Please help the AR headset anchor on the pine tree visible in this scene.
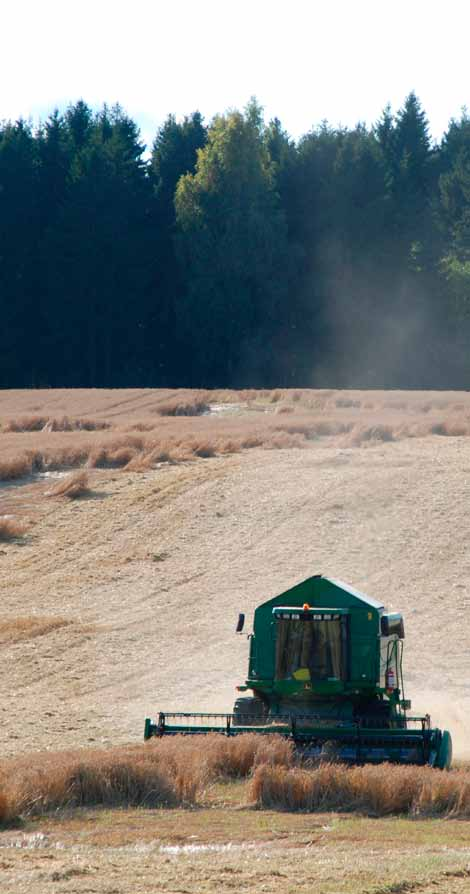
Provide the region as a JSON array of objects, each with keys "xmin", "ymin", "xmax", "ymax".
[
  {"xmin": 42, "ymin": 106, "xmax": 154, "ymax": 385},
  {"xmin": 146, "ymin": 112, "xmax": 207, "ymax": 383},
  {"xmin": 0, "ymin": 119, "xmax": 41, "ymax": 385}
]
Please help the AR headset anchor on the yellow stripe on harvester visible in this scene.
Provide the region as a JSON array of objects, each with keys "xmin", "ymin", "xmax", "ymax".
[{"xmin": 292, "ymin": 667, "xmax": 311, "ymax": 681}]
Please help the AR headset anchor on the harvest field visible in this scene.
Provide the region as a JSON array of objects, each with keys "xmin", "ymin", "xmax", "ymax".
[{"xmin": 2, "ymin": 387, "xmax": 470, "ymax": 892}]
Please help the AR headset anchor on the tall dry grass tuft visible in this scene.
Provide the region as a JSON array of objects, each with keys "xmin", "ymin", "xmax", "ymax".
[
  {"xmin": 4, "ymin": 416, "xmax": 110, "ymax": 433},
  {"xmin": 250, "ymin": 762, "xmax": 470, "ymax": 818},
  {"xmin": 0, "ymin": 518, "xmax": 28, "ymax": 541},
  {"xmin": 155, "ymin": 395, "xmax": 210, "ymax": 416},
  {"xmin": 264, "ymin": 431, "xmax": 307, "ymax": 450},
  {"xmin": 0, "ymin": 446, "xmax": 91, "ymax": 482},
  {"xmin": 193, "ymin": 732, "xmax": 293, "ymax": 778},
  {"xmin": 429, "ymin": 418, "xmax": 470, "ymax": 437},
  {"xmin": 126, "ymin": 422, "xmax": 156, "ymax": 432},
  {"xmin": 286, "ymin": 390, "xmax": 335, "ymax": 411},
  {"xmin": 87, "ymin": 435, "xmax": 144, "ymax": 470},
  {"xmin": 47, "ymin": 470, "xmax": 90, "ymax": 499},
  {"xmin": 43, "ymin": 417, "xmax": 111, "ymax": 432},
  {"xmin": 87, "ymin": 446, "xmax": 137, "ymax": 469},
  {"xmin": 0, "ymin": 734, "xmax": 294, "ymax": 825},
  {"xmin": 342, "ymin": 423, "xmax": 395, "ymax": 447},
  {"xmin": 0, "ymin": 616, "xmax": 70, "ymax": 644},
  {"xmin": 6, "ymin": 753, "xmax": 178, "ymax": 817},
  {"xmin": 145, "ymin": 734, "xmax": 293, "ymax": 792},
  {"xmin": 35, "ymin": 446, "xmax": 91, "ymax": 471},
  {"xmin": 0, "ymin": 456, "xmax": 34, "ymax": 481},
  {"xmin": 189, "ymin": 440, "xmax": 217, "ymax": 458},
  {"xmin": 3, "ymin": 416, "xmax": 48, "ymax": 432},
  {"xmin": 275, "ymin": 419, "xmax": 351, "ymax": 441},
  {"xmin": 332, "ymin": 396, "xmax": 362, "ymax": 409}
]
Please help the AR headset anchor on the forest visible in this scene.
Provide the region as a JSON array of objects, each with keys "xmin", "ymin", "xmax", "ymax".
[{"xmin": 1, "ymin": 93, "xmax": 470, "ymax": 389}]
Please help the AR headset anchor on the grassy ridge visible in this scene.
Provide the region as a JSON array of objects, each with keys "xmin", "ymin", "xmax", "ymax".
[{"xmin": 3, "ymin": 400, "xmax": 470, "ymax": 484}]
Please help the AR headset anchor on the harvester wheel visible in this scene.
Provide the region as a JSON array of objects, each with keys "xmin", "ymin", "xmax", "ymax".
[
  {"xmin": 232, "ymin": 697, "xmax": 266, "ymax": 726},
  {"xmin": 435, "ymin": 730, "xmax": 452, "ymax": 770}
]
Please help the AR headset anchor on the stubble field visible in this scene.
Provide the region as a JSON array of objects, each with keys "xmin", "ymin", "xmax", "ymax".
[{"xmin": 1, "ymin": 387, "xmax": 470, "ymax": 893}]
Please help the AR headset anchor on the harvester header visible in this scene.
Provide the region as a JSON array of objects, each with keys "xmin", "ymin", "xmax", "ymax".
[{"xmin": 145, "ymin": 574, "xmax": 452, "ymax": 769}]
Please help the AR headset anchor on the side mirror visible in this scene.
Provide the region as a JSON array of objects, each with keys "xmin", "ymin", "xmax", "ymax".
[
  {"xmin": 381, "ymin": 613, "xmax": 405, "ymax": 639},
  {"xmin": 236, "ymin": 613, "xmax": 245, "ymax": 633}
]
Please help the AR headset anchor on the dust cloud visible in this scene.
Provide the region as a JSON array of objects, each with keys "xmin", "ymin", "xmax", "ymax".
[{"xmin": 413, "ymin": 691, "xmax": 470, "ymax": 760}]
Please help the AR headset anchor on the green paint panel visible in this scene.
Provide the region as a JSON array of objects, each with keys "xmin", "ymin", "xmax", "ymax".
[{"xmin": 248, "ymin": 575, "xmax": 382, "ymax": 697}]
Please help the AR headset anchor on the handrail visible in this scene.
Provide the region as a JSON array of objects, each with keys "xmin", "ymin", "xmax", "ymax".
[{"xmin": 153, "ymin": 710, "xmax": 432, "ymax": 729}]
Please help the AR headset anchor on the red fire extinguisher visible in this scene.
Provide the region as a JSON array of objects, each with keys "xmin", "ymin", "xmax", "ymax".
[{"xmin": 385, "ymin": 667, "xmax": 396, "ymax": 693}]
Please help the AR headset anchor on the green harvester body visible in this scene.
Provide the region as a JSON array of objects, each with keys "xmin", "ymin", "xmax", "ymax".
[{"xmin": 144, "ymin": 575, "xmax": 452, "ymax": 769}]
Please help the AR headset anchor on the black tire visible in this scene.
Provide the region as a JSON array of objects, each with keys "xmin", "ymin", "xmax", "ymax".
[{"xmin": 232, "ymin": 696, "xmax": 266, "ymax": 727}]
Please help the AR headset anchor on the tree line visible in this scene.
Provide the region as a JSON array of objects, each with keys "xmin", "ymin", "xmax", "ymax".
[{"xmin": 2, "ymin": 93, "xmax": 470, "ymax": 389}]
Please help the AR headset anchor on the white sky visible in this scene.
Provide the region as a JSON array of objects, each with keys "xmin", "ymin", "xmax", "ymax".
[{"xmin": 2, "ymin": 0, "xmax": 470, "ymax": 148}]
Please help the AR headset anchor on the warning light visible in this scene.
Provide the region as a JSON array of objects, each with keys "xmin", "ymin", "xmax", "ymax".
[{"xmin": 303, "ymin": 603, "xmax": 310, "ymax": 611}]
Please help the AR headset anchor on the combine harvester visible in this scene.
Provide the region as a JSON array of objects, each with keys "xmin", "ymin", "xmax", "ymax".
[{"xmin": 145, "ymin": 575, "xmax": 452, "ymax": 769}]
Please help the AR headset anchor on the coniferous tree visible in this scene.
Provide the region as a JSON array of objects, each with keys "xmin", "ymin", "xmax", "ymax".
[
  {"xmin": 42, "ymin": 105, "xmax": 154, "ymax": 385},
  {"xmin": 147, "ymin": 112, "xmax": 207, "ymax": 383},
  {"xmin": 1, "ymin": 93, "xmax": 470, "ymax": 389},
  {"xmin": 0, "ymin": 120, "xmax": 41, "ymax": 385}
]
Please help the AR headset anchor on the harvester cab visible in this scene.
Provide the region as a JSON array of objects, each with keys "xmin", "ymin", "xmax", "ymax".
[{"xmin": 144, "ymin": 575, "xmax": 452, "ymax": 769}]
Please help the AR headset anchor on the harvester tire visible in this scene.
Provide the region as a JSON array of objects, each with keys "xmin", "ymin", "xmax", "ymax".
[
  {"xmin": 232, "ymin": 697, "xmax": 266, "ymax": 726},
  {"xmin": 435, "ymin": 729, "xmax": 452, "ymax": 770}
]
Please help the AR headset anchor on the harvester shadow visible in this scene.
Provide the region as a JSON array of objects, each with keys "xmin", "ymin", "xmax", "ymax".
[
  {"xmin": 70, "ymin": 489, "xmax": 109, "ymax": 503},
  {"xmin": 86, "ymin": 489, "xmax": 108, "ymax": 502}
]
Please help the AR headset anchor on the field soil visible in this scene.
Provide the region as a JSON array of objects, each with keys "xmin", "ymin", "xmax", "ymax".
[
  {"xmin": 1, "ymin": 388, "xmax": 470, "ymax": 892},
  {"xmin": 2, "ymin": 801, "xmax": 470, "ymax": 894}
]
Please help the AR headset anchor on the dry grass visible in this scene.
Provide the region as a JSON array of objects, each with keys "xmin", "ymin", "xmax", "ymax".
[
  {"xmin": 3, "ymin": 416, "xmax": 110, "ymax": 433},
  {"xmin": 333, "ymin": 396, "xmax": 362, "ymax": 409},
  {"xmin": 0, "ymin": 734, "xmax": 293, "ymax": 825},
  {"xmin": 0, "ymin": 455, "xmax": 35, "ymax": 481},
  {"xmin": 275, "ymin": 418, "xmax": 352, "ymax": 440},
  {"xmin": 0, "ymin": 518, "xmax": 28, "ymax": 541},
  {"xmin": 0, "ymin": 752, "xmax": 178, "ymax": 823},
  {"xmin": 429, "ymin": 418, "xmax": 470, "ymax": 437},
  {"xmin": 3, "ymin": 415, "xmax": 49, "ymax": 432},
  {"xmin": 0, "ymin": 446, "xmax": 92, "ymax": 482},
  {"xmin": 3, "ymin": 389, "xmax": 470, "ymax": 486},
  {"xmin": 342, "ymin": 423, "xmax": 396, "ymax": 447},
  {"xmin": 190, "ymin": 439, "xmax": 217, "ymax": 457},
  {"xmin": 3, "ymin": 412, "xmax": 467, "ymax": 487},
  {"xmin": 0, "ymin": 616, "xmax": 70, "ymax": 644},
  {"xmin": 2, "ymin": 734, "xmax": 470, "ymax": 827},
  {"xmin": 0, "ymin": 446, "xmax": 91, "ymax": 482},
  {"xmin": 154, "ymin": 393, "xmax": 210, "ymax": 416},
  {"xmin": 86, "ymin": 435, "xmax": 145, "ymax": 469},
  {"xmin": 47, "ymin": 470, "xmax": 90, "ymax": 499},
  {"xmin": 250, "ymin": 762, "xmax": 470, "ymax": 818}
]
